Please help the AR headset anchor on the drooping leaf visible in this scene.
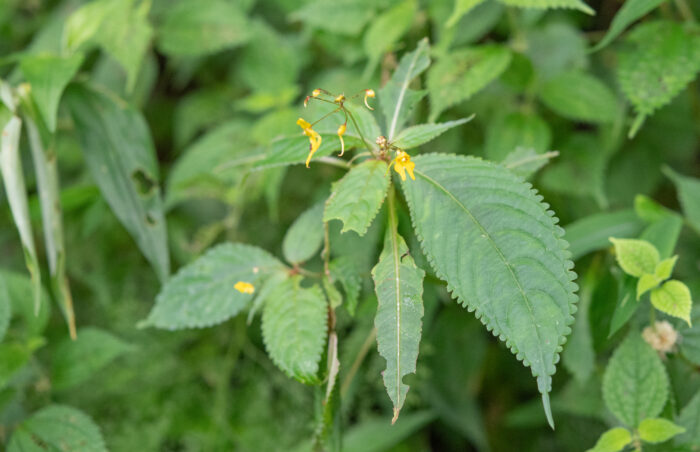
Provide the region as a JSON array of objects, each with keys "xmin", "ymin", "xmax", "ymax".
[
  {"xmin": 650, "ymin": 280, "xmax": 692, "ymax": 326},
  {"xmin": 7, "ymin": 405, "xmax": 107, "ymax": 452},
  {"xmin": 363, "ymin": 0, "xmax": 417, "ymax": 78},
  {"xmin": 677, "ymin": 390, "xmax": 700, "ymax": 446},
  {"xmin": 143, "ymin": 243, "xmax": 285, "ymax": 329},
  {"xmin": 283, "ymin": 201, "xmax": 325, "ymax": 264},
  {"xmin": 262, "ymin": 276, "xmax": 328, "ymax": 384},
  {"xmin": 428, "ymin": 45, "xmax": 512, "ymax": 121},
  {"xmin": 485, "ymin": 111, "xmax": 551, "ymax": 161},
  {"xmin": 609, "ymin": 238, "xmax": 659, "ymax": 278},
  {"xmin": 400, "ymin": 154, "xmax": 578, "ymax": 427},
  {"xmin": 498, "ymin": 0, "xmax": 594, "ymax": 14},
  {"xmin": 52, "ymin": 327, "xmax": 133, "ymax": 391},
  {"xmin": 564, "ymin": 209, "xmax": 644, "ymax": 261},
  {"xmin": 324, "ymin": 160, "xmax": 390, "ymax": 236},
  {"xmin": 664, "ymin": 167, "xmax": 700, "ymax": 235},
  {"xmin": 65, "ymin": 83, "xmax": 170, "ymax": 282},
  {"xmin": 372, "ymin": 191, "xmax": 425, "ymax": 423},
  {"xmin": 602, "ymin": 333, "xmax": 669, "ymax": 427},
  {"xmin": 590, "ymin": 0, "xmax": 667, "ymax": 52},
  {"xmin": 638, "ymin": 418, "xmax": 685, "ymax": 443},
  {"xmin": 586, "ymin": 427, "xmax": 632, "ymax": 452},
  {"xmin": 538, "ymin": 71, "xmax": 619, "ymax": 123},
  {"xmin": 502, "ymin": 148, "xmax": 558, "ymax": 179},
  {"xmin": 391, "ymin": 117, "xmax": 473, "ymax": 150}
]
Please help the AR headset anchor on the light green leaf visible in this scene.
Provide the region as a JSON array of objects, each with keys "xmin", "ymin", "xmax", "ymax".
[
  {"xmin": 144, "ymin": 243, "xmax": 285, "ymax": 329},
  {"xmin": 485, "ymin": 112, "xmax": 551, "ymax": 161},
  {"xmin": 538, "ymin": 71, "xmax": 619, "ymax": 123},
  {"xmin": 564, "ymin": 209, "xmax": 644, "ymax": 261},
  {"xmin": 664, "ymin": 167, "xmax": 700, "ymax": 236},
  {"xmin": 63, "ymin": 0, "xmax": 110, "ymax": 52},
  {"xmin": 602, "ymin": 333, "xmax": 669, "ymax": 427},
  {"xmin": 52, "ymin": 327, "xmax": 133, "ymax": 391},
  {"xmin": 502, "ymin": 148, "xmax": 558, "ymax": 179},
  {"xmin": 655, "ymin": 256, "xmax": 678, "ymax": 280},
  {"xmin": 498, "ymin": 0, "xmax": 594, "ymax": 14},
  {"xmin": 65, "ymin": 83, "xmax": 169, "ymax": 282},
  {"xmin": 379, "ymin": 38, "xmax": 430, "ymax": 141},
  {"xmin": 283, "ymin": 201, "xmax": 325, "ymax": 264},
  {"xmin": 591, "ymin": 0, "xmax": 667, "ymax": 52},
  {"xmin": 446, "ymin": 0, "xmax": 486, "ymax": 27},
  {"xmin": 290, "ymin": 0, "xmax": 375, "ymax": 36},
  {"xmin": 609, "ymin": 238, "xmax": 660, "ymax": 278},
  {"xmin": 20, "ymin": 53, "xmax": 83, "ymax": 132},
  {"xmin": 363, "ymin": 0, "xmax": 417, "ymax": 78},
  {"xmin": 156, "ymin": 0, "xmax": 251, "ymax": 57},
  {"xmin": 651, "ymin": 280, "xmax": 692, "ymax": 326},
  {"xmin": 637, "ymin": 273, "xmax": 661, "ymax": 300},
  {"xmin": 586, "ymin": 427, "xmax": 632, "ymax": 452},
  {"xmin": 400, "ymin": 154, "xmax": 578, "ymax": 428},
  {"xmin": 638, "ymin": 418, "xmax": 685, "ymax": 444},
  {"xmin": 391, "ymin": 117, "xmax": 473, "ymax": 150},
  {"xmin": 677, "ymin": 390, "xmax": 700, "ymax": 446},
  {"xmin": 324, "ymin": 160, "xmax": 390, "ymax": 236},
  {"xmin": 262, "ymin": 276, "xmax": 328, "ymax": 384},
  {"xmin": 617, "ymin": 21, "xmax": 700, "ymax": 136},
  {"xmin": 8, "ymin": 405, "xmax": 107, "ymax": 452},
  {"xmin": 372, "ymin": 190, "xmax": 425, "ymax": 423},
  {"xmin": 428, "ymin": 45, "xmax": 512, "ymax": 121}
]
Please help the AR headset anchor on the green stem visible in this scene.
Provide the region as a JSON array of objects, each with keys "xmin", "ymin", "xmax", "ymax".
[
  {"xmin": 674, "ymin": 0, "xmax": 697, "ymax": 22},
  {"xmin": 340, "ymin": 327, "xmax": 377, "ymax": 398}
]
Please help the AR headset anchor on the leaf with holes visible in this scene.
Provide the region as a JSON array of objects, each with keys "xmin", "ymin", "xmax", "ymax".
[{"xmin": 400, "ymin": 154, "xmax": 577, "ymax": 427}]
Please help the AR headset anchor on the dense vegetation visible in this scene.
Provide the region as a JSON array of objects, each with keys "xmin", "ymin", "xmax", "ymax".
[{"xmin": 1, "ymin": 0, "xmax": 699, "ymax": 450}]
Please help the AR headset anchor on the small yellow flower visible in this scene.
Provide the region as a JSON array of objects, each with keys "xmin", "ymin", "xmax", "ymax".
[
  {"xmin": 393, "ymin": 150, "xmax": 415, "ymax": 181},
  {"xmin": 337, "ymin": 123, "xmax": 347, "ymax": 156},
  {"xmin": 312, "ymin": 89, "xmax": 321, "ymax": 97},
  {"xmin": 334, "ymin": 94, "xmax": 345, "ymax": 103},
  {"xmin": 297, "ymin": 118, "xmax": 322, "ymax": 167},
  {"xmin": 234, "ymin": 281, "xmax": 255, "ymax": 294},
  {"xmin": 364, "ymin": 89, "xmax": 375, "ymax": 110}
]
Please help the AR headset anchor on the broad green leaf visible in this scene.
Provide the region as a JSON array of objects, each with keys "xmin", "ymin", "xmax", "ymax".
[
  {"xmin": 664, "ymin": 167, "xmax": 700, "ymax": 235},
  {"xmin": 283, "ymin": 201, "xmax": 325, "ymax": 264},
  {"xmin": 400, "ymin": 154, "xmax": 578, "ymax": 428},
  {"xmin": 290, "ymin": 0, "xmax": 375, "ymax": 36},
  {"xmin": 379, "ymin": 38, "xmax": 430, "ymax": 141},
  {"xmin": 8, "ymin": 405, "xmax": 107, "ymax": 452},
  {"xmin": 638, "ymin": 418, "xmax": 685, "ymax": 443},
  {"xmin": 0, "ymin": 113, "xmax": 41, "ymax": 313},
  {"xmin": 538, "ymin": 71, "xmax": 619, "ymax": 123},
  {"xmin": 446, "ymin": 0, "xmax": 486, "ymax": 27},
  {"xmin": 485, "ymin": 112, "xmax": 551, "ymax": 161},
  {"xmin": 591, "ymin": 0, "xmax": 667, "ymax": 52},
  {"xmin": 524, "ymin": 22, "xmax": 588, "ymax": 79},
  {"xmin": 262, "ymin": 276, "xmax": 328, "ymax": 384},
  {"xmin": 52, "ymin": 327, "xmax": 133, "ymax": 391},
  {"xmin": 655, "ymin": 256, "xmax": 678, "ymax": 280},
  {"xmin": 428, "ymin": 45, "xmax": 512, "ymax": 121},
  {"xmin": 498, "ymin": 0, "xmax": 594, "ymax": 14},
  {"xmin": 502, "ymin": 148, "xmax": 558, "ymax": 179},
  {"xmin": 156, "ymin": 0, "xmax": 251, "ymax": 57},
  {"xmin": 564, "ymin": 209, "xmax": 644, "ymax": 261},
  {"xmin": 144, "ymin": 243, "xmax": 285, "ymax": 329},
  {"xmin": 324, "ymin": 160, "xmax": 390, "ymax": 236},
  {"xmin": 65, "ymin": 83, "xmax": 169, "ymax": 282},
  {"xmin": 677, "ymin": 390, "xmax": 700, "ymax": 446},
  {"xmin": 617, "ymin": 21, "xmax": 700, "ymax": 136},
  {"xmin": 363, "ymin": 0, "xmax": 416, "ymax": 78},
  {"xmin": 372, "ymin": 191, "xmax": 425, "ymax": 423},
  {"xmin": 609, "ymin": 238, "xmax": 659, "ymax": 278},
  {"xmin": 651, "ymin": 280, "xmax": 692, "ymax": 326},
  {"xmin": 637, "ymin": 273, "xmax": 661, "ymax": 300},
  {"xmin": 20, "ymin": 53, "xmax": 83, "ymax": 132},
  {"xmin": 391, "ymin": 117, "xmax": 473, "ymax": 150},
  {"xmin": 602, "ymin": 333, "xmax": 669, "ymax": 427},
  {"xmin": 586, "ymin": 427, "xmax": 632, "ymax": 452}
]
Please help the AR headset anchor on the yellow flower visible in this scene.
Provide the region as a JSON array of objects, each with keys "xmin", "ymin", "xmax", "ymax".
[
  {"xmin": 297, "ymin": 118, "xmax": 322, "ymax": 168},
  {"xmin": 364, "ymin": 89, "xmax": 375, "ymax": 110},
  {"xmin": 393, "ymin": 150, "xmax": 415, "ymax": 181},
  {"xmin": 337, "ymin": 123, "xmax": 347, "ymax": 156},
  {"xmin": 312, "ymin": 89, "xmax": 321, "ymax": 97},
  {"xmin": 334, "ymin": 94, "xmax": 345, "ymax": 103},
  {"xmin": 234, "ymin": 281, "xmax": 255, "ymax": 294}
]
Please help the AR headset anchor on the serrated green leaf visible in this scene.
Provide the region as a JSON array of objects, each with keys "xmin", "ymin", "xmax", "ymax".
[
  {"xmin": 602, "ymin": 333, "xmax": 669, "ymax": 427},
  {"xmin": 379, "ymin": 38, "xmax": 430, "ymax": 141},
  {"xmin": 446, "ymin": 0, "xmax": 486, "ymax": 27},
  {"xmin": 590, "ymin": 0, "xmax": 667, "ymax": 52},
  {"xmin": 586, "ymin": 427, "xmax": 632, "ymax": 452},
  {"xmin": 372, "ymin": 190, "xmax": 425, "ymax": 423},
  {"xmin": 8, "ymin": 405, "xmax": 107, "ymax": 452},
  {"xmin": 156, "ymin": 0, "xmax": 251, "ymax": 57},
  {"xmin": 262, "ymin": 276, "xmax": 328, "ymax": 384},
  {"xmin": 655, "ymin": 256, "xmax": 678, "ymax": 280},
  {"xmin": 144, "ymin": 243, "xmax": 285, "ymax": 329},
  {"xmin": 617, "ymin": 21, "xmax": 700, "ymax": 136},
  {"xmin": 363, "ymin": 0, "xmax": 416, "ymax": 78},
  {"xmin": 638, "ymin": 273, "xmax": 662, "ymax": 300},
  {"xmin": 610, "ymin": 238, "xmax": 660, "ymax": 277},
  {"xmin": 52, "ymin": 327, "xmax": 133, "ymax": 391},
  {"xmin": 391, "ymin": 117, "xmax": 473, "ymax": 150},
  {"xmin": 20, "ymin": 53, "xmax": 83, "ymax": 132},
  {"xmin": 428, "ymin": 45, "xmax": 512, "ymax": 121},
  {"xmin": 638, "ymin": 418, "xmax": 685, "ymax": 443},
  {"xmin": 664, "ymin": 167, "xmax": 700, "ymax": 236},
  {"xmin": 502, "ymin": 148, "xmax": 558, "ymax": 179},
  {"xmin": 677, "ymin": 390, "xmax": 700, "ymax": 446},
  {"xmin": 324, "ymin": 160, "xmax": 389, "ymax": 236},
  {"xmin": 651, "ymin": 280, "xmax": 692, "ymax": 326},
  {"xmin": 400, "ymin": 154, "xmax": 577, "ymax": 428},
  {"xmin": 538, "ymin": 70, "xmax": 619, "ymax": 123},
  {"xmin": 498, "ymin": 0, "xmax": 594, "ymax": 14},
  {"xmin": 283, "ymin": 201, "xmax": 325, "ymax": 264},
  {"xmin": 65, "ymin": 83, "xmax": 169, "ymax": 282},
  {"xmin": 564, "ymin": 209, "xmax": 644, "ymax": 261},
  {"xmin": 485, "ymin": 112, "xmax": 551, "ymax": 161}
]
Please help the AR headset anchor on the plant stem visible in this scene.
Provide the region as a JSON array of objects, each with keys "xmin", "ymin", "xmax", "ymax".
[{"xmin": 340, "ymin": 327, "xmax": 377, "ymax": 398}]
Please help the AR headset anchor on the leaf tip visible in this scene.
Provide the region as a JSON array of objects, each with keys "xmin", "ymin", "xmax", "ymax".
[
  {"xmin": 542, "ymin": 391, "xmax": 555, "ymax": 430},
  {"xmin": 391, "ymin": 407, "xmax": 400, "ymax": 425}
]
